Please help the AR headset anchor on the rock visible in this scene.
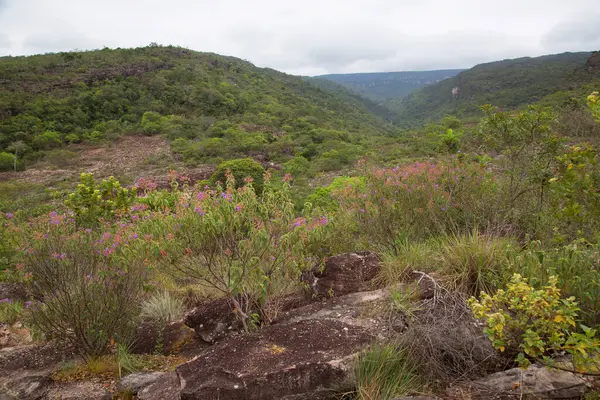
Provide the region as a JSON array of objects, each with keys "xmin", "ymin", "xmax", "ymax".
[
  {"xmin": 2, "ymin": 373, "xmax": 52, "ymax": 400},
  {"xmin": 450, "ymin": 363, "xmax": 590, "ymax": 399},
  {"xmin": 301, "ymin": 252, "xmax": 381, "ymax": 297},
  {"xmin": 132, "ymin": 321, "xmax": 196, "ymax": 354},
  {"xmin": 138, "ymin": 371, "xmax": 181, "ymax": 400},
  {"xmin": 0, "ymin": 283, "xmax": 28, "ymax": 302},
  {"xmin": 177, "ymin": 319, "xmax": 374, "ymax": 400},
  {"xmin": 0, "ymin": 323, "xmax": 32, "ymax": 349},
  {"xmin": 0, "ymin": 342, "xmax": 74, "ymax": 372},
  {"xmin": 184, "ymin": 297, "xmax": 243, "ymax": 344},
  {"xmin": 45, "ymin": 381, "xmax": 112, "ymax": 400},
  {"xmin": 118, "ymin": 372, "xmax": 166, "ymax": 395}
]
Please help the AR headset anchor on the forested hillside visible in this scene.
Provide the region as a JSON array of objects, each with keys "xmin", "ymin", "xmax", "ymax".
[
  {"xmin": 315, "ymin": 69, "xmax": 464, "ymax": 102},
  {"xmin": 390, "ymin": 51, "xmax": 598, "ymax": 126},
  {"xmin": 0, "ymin": 45, "xmax": 396, "ymax": 173}
]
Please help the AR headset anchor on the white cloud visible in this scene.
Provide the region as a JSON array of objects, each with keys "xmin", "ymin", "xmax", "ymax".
[{"xmin": 0, "ymin": 0, "xmax": 598, "ymax": 74}]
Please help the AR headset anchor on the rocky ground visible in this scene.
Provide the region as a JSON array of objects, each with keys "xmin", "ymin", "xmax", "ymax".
[{"xmin": 1, "ymin": 252, "xmax": 598, "ymax": 399}]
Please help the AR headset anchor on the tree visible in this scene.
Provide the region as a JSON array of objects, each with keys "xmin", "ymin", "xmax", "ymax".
[
  {"xmin": 6, "ymin": 141, "xmax": 29, "ymax": 171},
  {"xmin": 210, "ymin": 158, "xmax": 266, "ymax": 193}
]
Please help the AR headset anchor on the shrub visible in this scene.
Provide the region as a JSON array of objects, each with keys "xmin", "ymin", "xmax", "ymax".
[
  {"xmin": 25, "ymin": 215, "xmax": 147, "ymax": 358},
  {"xmin": 140, "ymin": 291, "xmax": 185, "ymax": 326},
  {"xmin": 0, "ymin": 152, "xmax": 16, "ymax": 172},
  {"xmin": 0, "ymin": 298, "xmax": 24, "ymax": 325},
  {"xmin": 65, "ymin": 173, "xmax": 137, "ymax": 227},
  {"xmin": 354, "ymin": 344, "xmax": 421, "ymax": 400},
  {"xmin": 588, "ymin": 91, "xmax": 600, "ymax": 123},
  {"xmin": 148, "ymin": 172, "xmax": 328, "ymax": 329},
  {"xmin": 334, "ymin": 159, "xmax": 499, "ymax": 254},
  {"xmin": 468, "ymin": 273, "xmax": 600, "ymax": 371},
  {"xmin": 210, "ymin": 158, "xmax": 265, "ymax": 194}
]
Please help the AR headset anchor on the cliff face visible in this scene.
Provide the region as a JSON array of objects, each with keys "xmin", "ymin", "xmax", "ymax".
[{"xmin": 586, "ymin": 51, "xmax": 600, "ymax": 74}]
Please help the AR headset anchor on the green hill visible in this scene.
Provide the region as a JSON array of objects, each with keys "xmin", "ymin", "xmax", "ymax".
[
  {"xmin": 314, "ymin": 70, "xmax": 464, "ymax": 102},
  {"xmin": 390, "ymin": 52, "xmax": 598, "ymax": 127},
  {"xmin": 0, "ymin": 45, "xmax": 396, "ymax": 172}
]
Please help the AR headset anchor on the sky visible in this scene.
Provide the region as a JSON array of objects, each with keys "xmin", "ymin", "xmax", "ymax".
[{"xmin": 0, "ymin": 0, "xmax": 599, "ymax": 76}]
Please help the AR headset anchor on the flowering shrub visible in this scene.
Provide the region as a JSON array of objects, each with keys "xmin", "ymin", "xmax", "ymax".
[
  {"xmin": 65, "ymin": 173, "xmax": 136, "ymax": 227},
  {"xmin": 24, "ymin": 213, "xmax": 148, "ymax": 358},
  {"xmin": 334, "ymin": 159, "xmax": 498, "ymax": 254},
  {"xmin": 469, "ymin": 274, "xmax": 600, "ymax": 371},
  {"xmin": 147, "ymin": 171, "xmax": 328, "ymax": 328}
]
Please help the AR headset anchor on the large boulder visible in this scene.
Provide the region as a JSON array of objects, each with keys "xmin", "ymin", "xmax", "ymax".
[
  {"xmin": 1, "ymin": 373, "xmax": 52, "ymax": 400},
  {"xmin": 177, "ymin": 319, "xmax": 374, "ymax": 400},
  {"xmin": 448, "ymin": 362, "xmax": 591, "ymax": 399},
  {"xmin": 184, "ymin": 297, "xmax": 243, "ymax": 344},
  {"xmin": 301, "ymin": 252, "xmax": 381, "ymax": 297},
  {"xmin": 132, "ymin": 321, "xmax": 196, "ymax": 355},
  {"xmin": 118, "ymin": 372, "xmax": 167, "ymax": 395},
  {"xmin": 137, "ymin": 372, "xmax": 182, "ymax": 400}
]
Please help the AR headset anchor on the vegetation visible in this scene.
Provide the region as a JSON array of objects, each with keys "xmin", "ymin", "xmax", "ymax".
[
  {"xmin": 314, "ymin": 69, "xmax": 464, "ymax": 102},
  {"xmin": 0, "ymin": 45, "xmax": 395, "ymax": 173},
  {"xmin": 2, "ymin": 45, "xmax": 600, "ymax": 397},
  {"xmin": 390, "ymin": 52, "xmax": 597, "ymax": 126}
]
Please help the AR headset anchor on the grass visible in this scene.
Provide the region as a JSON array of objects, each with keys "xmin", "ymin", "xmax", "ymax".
[
  {"xmin": 354, "ymin": 344, "xmax": 422, "ymax": 400},
  {"xmin": 52, "ymin": 353, "xmax": 186, "ymax": 382},
  {"xmin": 140, "ymin": 291, "xmax": 185, "ymax": 325},
  {"xmin": 437, "ymin": 231, "xmax": 515, "ymax": 296}
]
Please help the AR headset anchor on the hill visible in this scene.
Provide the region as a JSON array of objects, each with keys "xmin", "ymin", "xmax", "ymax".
[
  {"xmin": 314, "ymin": 69, "xmax": 464, "ymax": 102},
  {"xmin": 390, "ymin": 51, "xmax": 598, "ymax": 127},
  {"xmin": 0, "ymin": 45, "xmax": 396, "ymax": 174}
]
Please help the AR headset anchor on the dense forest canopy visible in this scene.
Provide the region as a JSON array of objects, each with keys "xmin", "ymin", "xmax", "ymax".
[{"xmin": 0, "ymin": 45, "xmax": 396, "ymax": 172}]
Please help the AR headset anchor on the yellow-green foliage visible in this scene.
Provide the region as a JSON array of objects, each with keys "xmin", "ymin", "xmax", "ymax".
[
  {"xmin": 588, "ymin": 92, "xmax": 600, "ymax": 123},
  {"xmin": 468, "ymin": 274, "xmax": 600, "ymax": 371},
  {"xmin": 65, "ymin": 173, "xmax": 136, "ymax": 227}
]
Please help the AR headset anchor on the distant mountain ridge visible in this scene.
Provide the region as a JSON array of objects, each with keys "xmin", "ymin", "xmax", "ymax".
[
  {"xmin": 388, "ymin": 51, "xmax": 598, "ymax": 127},
  {"xmin": 314, "ymin": 69, "xmax": 465, "ymax": 102}
]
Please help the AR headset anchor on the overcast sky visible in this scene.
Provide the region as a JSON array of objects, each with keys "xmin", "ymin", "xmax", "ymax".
[{"xmin": 0, "ymin": 0, "xmax": 599, "ymax": 75}]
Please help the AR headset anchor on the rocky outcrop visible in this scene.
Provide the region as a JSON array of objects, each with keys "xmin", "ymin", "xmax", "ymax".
[
  {"xmin": 301, "ymin": 252, "xmax": 381, "ymax": 297},
  {"xmin": 137, "ymin": 372, "xmax": 181, "ymax": 400},
  {"xmin": 183, "ymin": 297, "xmax": 242, "ymax": 344},
  {"xmin": 132, "ymin": 321, "xmax": 196, "ymax": 355},
  {"xmin": 448, "ymin": 362, "xmax": 591, "ymax": 399},
  {"xmin": 177, "ymin": 318, "xmax": 373, "ymax": 400},
  {"xmin": 118, "ymin": 372, "xmax": 167, "ymax": 395}
]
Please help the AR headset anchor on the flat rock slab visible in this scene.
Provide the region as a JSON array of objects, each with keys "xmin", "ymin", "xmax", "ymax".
[
  {"xmin": 45, "ymin": 381, "xmax": 112, "ymax": 400},
  {"xmin": 177, "ymin": 319, "xmax": 374, "ymax": 400},
  {"xmin": 118, "ymin": 371, "xmax": 166, "ymax": 395},
  {"xmin": 449, "ymin": 363, "xmax": 590, "ymax": 399}
]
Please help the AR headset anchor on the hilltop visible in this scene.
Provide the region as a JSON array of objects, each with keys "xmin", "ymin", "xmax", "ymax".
[
  {"xmin": 0, "ymin": 45, "xmax": 396, "ymax": 176},
  {"xmin": 389, "ymin": 51, "xmax": 598, "ymax": 126},
  {"xmin": 314, "ymin": 69, "xmax": 464, "ymax": 102}
]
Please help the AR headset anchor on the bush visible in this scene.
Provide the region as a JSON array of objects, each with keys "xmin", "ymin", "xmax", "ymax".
[
  {"xmin": 210, "ymin": 158, "xmax": 265, "ymax": 194},
  {"xmin": 0, "ymin": 299, "xmax": 24, "ymax": 325},
  {"xmin": 65, "ymin": 173, "xmax": 137, "ymax": 227},
  {"xmin": 148, "ymin": 172, "xmax": 328, "ymax": 329},
  {"xmin": 469, "ymin": 273, "xmax": 600, "ymax": 371},
  {"xmin": 334, "ymin": 160, "xmax": 499, "ymax": 254},
  {"xmin": 0, "ymin": 152, "xmax": 16, "ymax": 171},
  {"xmin": 354, "ymin": 344, "xmax": 421, "ymax": 400},
  {"xmin": 25, "ymin": 215, "xmax": 148, "ymax": 358}
]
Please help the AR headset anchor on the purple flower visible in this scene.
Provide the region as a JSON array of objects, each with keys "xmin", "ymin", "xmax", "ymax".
[
  {"xmin": 4, "ymin": 212, "xmax": 13, "ymax": 219},
  {"xmin": 0, "ymin": 298, "xmax": 10, "ymax": 304},
  {"xmin": 195, "ymin": 207, "xmax": 205, "ymax": 216},
  {"xmin": 319, "ymin": 216, "xmax": 328, "ymax": 226},
  {"xmin": 360, "ymin": 208, "xmax": 365, "ymax": 213},
  {"xmin": 25, "ymin": 301, "xmax": 33, "ymax": 309}
]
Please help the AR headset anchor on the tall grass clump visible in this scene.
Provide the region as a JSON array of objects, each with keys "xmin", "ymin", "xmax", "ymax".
[
  {"xmin": 378, "ymin": 238, "xmax": 442, "ymax": 286},
  {"xmin": 438, "ymin": 231, "xmax": 515, "ymax": 296},
  {"xmin": 140, "ymin": 291, "xmax": 185, "ymax": 325},
  {"xmin": 354, "ymin": 344, "xmax": 421, "ymax": 400}
]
